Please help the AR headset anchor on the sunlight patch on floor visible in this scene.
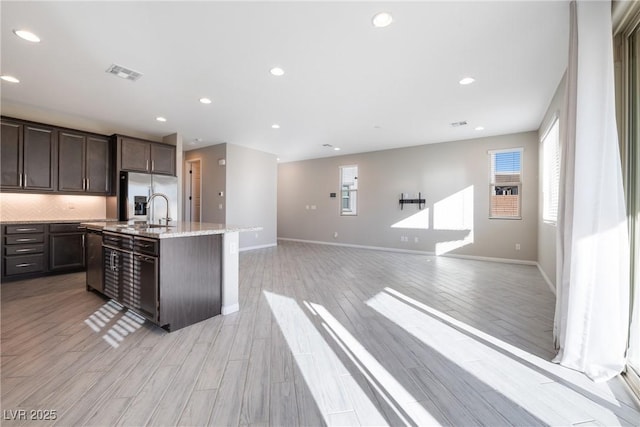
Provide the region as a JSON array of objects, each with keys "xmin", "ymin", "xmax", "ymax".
[
  {"xmin": 309, "ymin": 302, "xmax": 442, "ymax": 426},
  {"xmin": 366, "ymin": 288, "xmax": 625, "ymax": 426},
  {"xmin": 264, "ymin": 291, "xmax": 387, "ymax": 426}
]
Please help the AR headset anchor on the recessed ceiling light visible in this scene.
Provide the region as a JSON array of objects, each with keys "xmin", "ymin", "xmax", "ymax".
[
  {"xmin": 199, "ymin": 97, "xmax": 212, "ymax": 104},
  {"xmin": 156, "ymin": 116, "xmax": 167, "ymax": 122},
  {"xmin": 13, "ymin": 29, "xmax": 40, "ymax": 43},
  {"xmin": 0, "ymin": 75, "xmax": 20, "ymax": 83},
  {"xmin": 334, "ymin": 147, "xmax": 341, "ymax": 151},
  {"xmin": 372, "ymin": 12, "xmax": 393, "ymax": 28},
  {"xmin": 270, "ymin": 67, "xmax": 285, "ymax": 77},
  {"xmin": 459, "ymin": 77, "xmax": 475, "ymax": 85},
  {"xmin": 475, "ymin": 126, "xmax": 485, "ymax": 131},
  {"xmin": 271, "ymin": 124, "xmax": 280, "ymax": 129}
]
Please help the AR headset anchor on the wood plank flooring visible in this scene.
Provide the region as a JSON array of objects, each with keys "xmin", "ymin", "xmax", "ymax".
[{"xmin": 1, "ymin": 241, "xmax": 639, "ymax": 426}]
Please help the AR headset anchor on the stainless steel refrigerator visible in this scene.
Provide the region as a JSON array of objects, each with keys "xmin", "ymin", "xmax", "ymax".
[{"xmin": 118, "ymin": 171, "xmax": 178, "ymax": 223}]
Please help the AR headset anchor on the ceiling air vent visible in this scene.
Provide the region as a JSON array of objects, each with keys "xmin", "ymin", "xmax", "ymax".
[
  {"xmin": 450, "ymin": 121, "xmax": 468, "ymax": 128},
  {"xmin": 106, "ymin": 64, "xmax": 143, "ymax": 82}
]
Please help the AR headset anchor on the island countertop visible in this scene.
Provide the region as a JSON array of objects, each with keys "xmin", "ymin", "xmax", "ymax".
[{"xmin": 81, "ymin": 221, "xmax": 262, "ymax": 239}]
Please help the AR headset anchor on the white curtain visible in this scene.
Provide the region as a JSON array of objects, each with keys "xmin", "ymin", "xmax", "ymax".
[{"xmin": 554, "ymin": 0, "xmax": 630, "ymax": 382}]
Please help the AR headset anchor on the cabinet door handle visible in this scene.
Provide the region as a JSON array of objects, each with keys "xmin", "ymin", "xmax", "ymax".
[
  {"xmin": 23, "ymin": 174, "xmax": 27, "ymax": 188},
  {"xmin": 152, "ymin": 160, "xmax": 155, "ymax": 171},
  {"xmin": 86, "ymin": 178, "xmax": 90, "ymax": 190},
  {"xmin": 16, "ymin": 263, "xmax": 35, "ymax": 268},
  {"xmin": 146, "ymin": 159, "xmax": 149, "ymax": 171},
  {"xmin": 82, "ymin": 234, "xmax": 85, "ymax": 248},
  {"xmin": 16, "ymin": 238, "xmax": 36, "ymax": 242},
  {"xmin": 15, "ymin": 248, "xmax": 35, "ymax": 253},
  {"xmin": 19, "ymin": 174, "xmax": 23, "ymax": 187},
  {"xmin": 15, "ymin": 228, "xmax": 37, "ymax": 232}
]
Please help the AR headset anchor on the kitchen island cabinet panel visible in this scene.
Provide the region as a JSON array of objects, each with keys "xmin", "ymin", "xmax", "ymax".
[{"xmin": 158, "ymin": 234, "xmax": 221, "ymax": 331}]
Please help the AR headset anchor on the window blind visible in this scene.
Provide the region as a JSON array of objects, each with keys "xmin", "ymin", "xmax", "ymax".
[{"xmin": 543, "ymin": 119, "xmax": 560, "ymax": 222}]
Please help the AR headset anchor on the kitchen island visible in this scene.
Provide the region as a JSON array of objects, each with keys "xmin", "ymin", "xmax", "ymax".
[{"xmin": 82, "ymin": 221, "xmax": 260, "ymax": 331}]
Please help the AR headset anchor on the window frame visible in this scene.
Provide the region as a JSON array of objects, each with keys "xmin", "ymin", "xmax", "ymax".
[
  {"xmin": 488, "ymin": 147, "xmax": 523, "ymax": 220},
  {"xmin": 339, "ymin": 164, "xmax": 358, "ymax": 216}
]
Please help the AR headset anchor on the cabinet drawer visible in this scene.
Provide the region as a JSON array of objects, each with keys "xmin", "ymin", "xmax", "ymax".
[
  {"xmin": 134, "ymin": 237, "xmax": 158, "ymax": 256},
  {"xmin": 103, "ymin": 232, "xmax": 133, "ymax": 250},
  {"xmin": 5, "ymin": 234, "xmax": 45, "ymax": 245},
  {"xmin": 50, "ymin": 223, "xmax": 85, "ymax": 233},
  {"xmin": 5, "ymin": 254, "xmax": 45, "ymax": 275},
  {"xmin": 5, "ymin": 224, "xmax": 45, "ymax": 234},
  {"xmin": 5, "ymin": 244, "xmax": 44, "ymax": 256}
]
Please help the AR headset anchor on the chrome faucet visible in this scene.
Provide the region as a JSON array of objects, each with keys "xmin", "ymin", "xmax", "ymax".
[{"xmin": 147, "ymin": 193, "xmax": 171, "ymax": 225}]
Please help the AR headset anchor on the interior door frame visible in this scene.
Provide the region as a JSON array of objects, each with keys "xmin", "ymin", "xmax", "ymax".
[{"xmin": 184, "ymin": 158, "xmax": 202, "ymax": 223}]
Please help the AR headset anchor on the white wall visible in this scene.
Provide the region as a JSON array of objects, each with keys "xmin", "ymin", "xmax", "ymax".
[
  {"xmin": 226, "ymin": 144, "xmax": 278, "ymax": 250},
  {"xmin": 538, "ymin": 73, "xmax": 566, "ymax": 290},
  {"xmin": 184, "ymin": 143, "xmax": 278, "ymax": 250},
  {"xmin": 278, "ymin": 132, "xmax": 539, "ymax": 262}
]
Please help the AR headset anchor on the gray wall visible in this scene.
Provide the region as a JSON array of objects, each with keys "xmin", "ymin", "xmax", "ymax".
[
  {"xmin": 185, "ymin": 143, "xmax": 278, "ymax": 250},
  {"xmin": 538, "ymin": 73, "xmax": 566, "ymax": 289},
  {"xmin": 184, "ymin": 144, "xmax": 227, "ymax": 224},
  {"xmin": 278, "ymin": 132, "xmax": 539, "ymax": 261}
]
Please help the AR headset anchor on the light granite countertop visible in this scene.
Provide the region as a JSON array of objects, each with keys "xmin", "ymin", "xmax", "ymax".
[{"xmin": 81, "ymin": 221, "xmax": 262, "ymax": 239}]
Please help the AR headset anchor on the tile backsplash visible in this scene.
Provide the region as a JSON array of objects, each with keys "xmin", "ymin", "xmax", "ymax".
[{"xmin": 0, "ymin": 193, "xmax": 107, "ymax": 221}]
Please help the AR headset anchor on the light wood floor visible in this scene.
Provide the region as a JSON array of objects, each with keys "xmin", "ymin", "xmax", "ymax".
[{"xmin": 1, "ymin": 241, "xmax": 639, "ymax": 426}]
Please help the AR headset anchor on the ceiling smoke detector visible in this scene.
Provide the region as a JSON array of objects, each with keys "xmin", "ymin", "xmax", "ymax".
[
  {"xmin": 106, "ymin": 64, "xmax": 143, "ymax": 81},
  {"xmin": 322, "ymin": 143, "xmax": 333, "ymax": 148},
  {"xmin": 450, "ymin": 121, "xmax": 468, "ymax": 127}
]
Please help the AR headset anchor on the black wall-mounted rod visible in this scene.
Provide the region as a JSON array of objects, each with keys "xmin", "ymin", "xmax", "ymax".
[{"xmin": 399, "ymin": 192, "xmax": 425, "ymax": 210}]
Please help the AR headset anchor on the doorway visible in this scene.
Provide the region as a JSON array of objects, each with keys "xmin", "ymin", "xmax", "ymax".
[{"xmin": 185, "ymin": 159, "xmax": 202, "ymax": 223}]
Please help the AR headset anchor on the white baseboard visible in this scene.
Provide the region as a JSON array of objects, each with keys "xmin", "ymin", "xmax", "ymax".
[
  {"xmin": 536, "ymin": 262, "xmax": 557, "ymax": 294},
  {"xmin": 240, "ymin": 243, "xmax": 277, "ymax": 252},
  {"xmin": 277, "ymin": 237, "xmax": 537, "ymax": 266},
  {"xmin": 221, "ymin": 303, "xmax": 239, "ymax": 315}
]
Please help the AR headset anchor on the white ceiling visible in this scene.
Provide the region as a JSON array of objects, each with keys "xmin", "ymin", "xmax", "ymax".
[{"xmin": 1, "ymin": 1, "xmax": 569, "ymax": 162}]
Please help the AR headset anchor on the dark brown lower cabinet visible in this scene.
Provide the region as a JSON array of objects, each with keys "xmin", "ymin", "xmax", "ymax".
[
  {"xmin": 103, "ymin": 233, "xmax": 157, "ymax": 322},
  {"xmin": 49, "ymin": 223, "xmax": 86, "ymax": 272},
  {"xmin": 2, "ymin": 224, "xmax": 46, "ymax": 280}
]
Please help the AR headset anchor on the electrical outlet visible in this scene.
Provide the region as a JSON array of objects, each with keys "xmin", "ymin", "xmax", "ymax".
[
  {"xmin": 311, "ymin": 205, "xmax": 317, "ymax": 210},
  {"xmin": 305, "ymin": 205, "xmax": 310, "ymax": 210},
  {"xmin": 218, "ymin": 204, "xmax": 223, "ymax": 210},
  {"xmin": 333, "ymin": 232, "xmax": 338, "ymax": 238},
  {"xmin": 515, "ymin": 243, "xmax": 521, "ymax": 251},
  {"xmin": 414, "ymin": 237, "xmax": 419, "ymax": 243}
]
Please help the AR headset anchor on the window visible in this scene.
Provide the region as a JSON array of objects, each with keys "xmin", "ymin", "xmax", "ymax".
[
  {"xmin": 542, "ymin": 118, "xmax": 560, "ymax": 223},
  {"xmin": 489, "ymin": 148, "xmax": 522, "ymax": 219},
  {"xmin": 340, "ymin": 165, "xmax": 358, "ymax": 215}
]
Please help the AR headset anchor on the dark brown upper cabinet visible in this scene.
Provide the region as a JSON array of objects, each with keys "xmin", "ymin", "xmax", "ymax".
[
  {"xmin": 118, "ymin": 136, "xmax": 176, "ymax": 176},
  {"xmin": 150, "ymin": 143, "xmax": 176, "ymax": 175},
  {"xmin": 1, "ymin": 118, "xmax": 56, "ymax": 191},
  {"xmin": 58, "ymin": 130, "xmax": 110, "ymax": 194}
]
